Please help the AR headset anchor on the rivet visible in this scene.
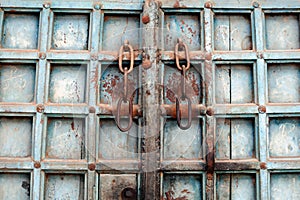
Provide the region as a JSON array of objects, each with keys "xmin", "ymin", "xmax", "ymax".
[
  {"xmin": 205, "ymin": 53, "xmax": 212, "ymax": 60},
  {"xmin": 142, "ymin": 14, "xmax": 150, "ymax": 24},
  {"xmin": 88, "ymin": 163, "xmax": 96, "ymax": 171},
  {"xmin": 89, "ymin": 106, "xmax": 96, "ymax": 113},
  {"xmin": 253, "ymin": 1, "xmax": 260, "ymax": 8},
  {"xmin": 258, "ymin": 105, "xmax": 266, "ymax": 114},
  {"xmin": 34, "ymin": 161, "xmax": 41, "ymax": 169},
  {"xmin": 36, "ymin": 104, "xmax": 45, "ymax": 113},
  {"xmin": 260, "ymin": 162, "xmax": 267, "ymax": 169},
  {"xmin": 43, "ymin": 3, "xmax": 50, "ymax": 9},
  {"xmin": 94, "ymin": 4, "xmax": 101, "ymax": 10},
  {"xmin": 204, "ymin": 1, "xmax": 212, "ymax": 8},
  {"xmin": 91, "ymin": 54, "xmax": 98, "ymax": 61},
  {"xmin": 206, "ymin": 107, "xmax": 214, "ymax": 116},
  {"xmin": 39, "ymin": 52, "xmax": 46, "ymax": 60}
]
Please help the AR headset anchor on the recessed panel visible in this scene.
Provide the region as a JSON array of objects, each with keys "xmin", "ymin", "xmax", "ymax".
[
  {"xmin": 214, "ymin": 14, "xmax": 252, "ymax": 51},
  {"xmin": 266, "ymin": 14, "xmax": 300, "ymax": 50},
  {"xmin": 99, "ymin": 119, "xmax": 138, "ymax": 160},
  {"xmin": 100, "ymin": 65, "xmax": 139, "ymax": 104},
  {"xmin": 0, "ymin": 117, "xmax": 32, "ymax": 157},
  {"xmin": 100, "ymin": 174, "xmax": 137, "ymax": 200},
  {"xmin": 164, "ymin": 65, "xmax": 202, "ymax": 104},
  {"xmin": 268, "ymin": 63, "xmax": 300, "ymax": 103},
  {"xmin": 52, "ymin": 13, "xmax": 89, "ymax": 50},
  {"xmin": 46, "ymin": 118, "xmax": 85, "ymax": 159},
  {"xmin": 0, "ymin": 173, "xmax": 31, "ymax": 199},
  {"xmin": 45, "ymin": 174, "xmax": 84, "ymax": 200},
  {"xmin": 1, "ymin": 13, "xmax": 39, "ymax": 49},
  {"xmin": 215, "ymin": 64, "xmax": 254, "ymax": 104},
  {"xmin": 270, "ymin": 173, "xmax": 300, "ymax": 199},
  {"xmin": 269, "ymin": 117, "xmax": 300, "ymax": 158},
  {"xmin": 0, "ymin": 64, "xmax": 36, "ymax": 103},
  {"xmin": 102, "ymin": 15, "xmax": 140, "ymax": 51},
  {"xmin": 216, "ymin": 118, "xmax": 255, "ymax": 159},
  {"xmin": 164, "ymin": 119, "xmax": 202, "ymax": 160},
  {"xmin": 163, "ymin": 174, "xmax": 202, "ymax": 200},
  {"xmin": 216, "ymin": 174, "xmax": 256, "ymax": 200},
  {"xmin": 164, "ymin": 13, "xmax": 201, "ymax": 51},
  {"xmin": 49, "ymin": 64, "xmax": 87, "ymax": 103}
]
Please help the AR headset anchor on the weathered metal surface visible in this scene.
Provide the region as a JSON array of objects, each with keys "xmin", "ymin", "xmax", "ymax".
[
  {"xmin": 99, "ymin": 119, "xmax": 138, "ymax": 160},
  {"xmin": 45, "ymin": 117, "xmax": 85, "ymax": 159},
  {"xmin": 163, "ymin": 174, "xmax": 203, "ymax": 200},
  {"xmin": 100, "ymin": 174, "xmax": 137, "ymax": 200},
  {"xmin": 0, "ymin": 116, "xmax": 32, "ymax": 157},
  {"xmin": 0, "ymin": 63, "xmax": 36, "ymax": 103},
  {"xmin": 267, "ymin": 63, "xmax": 299, "ymax": 103},
  {"xmin": 49, "ymin": 64, "xmax": 87, "ymax": 103},
  {"xmin": 269, "ymin": 117, "xmax": 300, "ymax": 157},
  {"xmin": 51, "ymin": 13, "xmax": 89, "ymax": 50},
  {"xmin": 1, "ymin": 12, "xmax": 39, "ymax": 49},
  {"xmin": 216, "ymin": 173, "xmax": 256, "ymax": 200},
  {"xmin": 270, "ymin": 173, "xmax": 300, "ymax": 199},
  {"xmin": 0, "ymin": 173, "xmax": 31, "ymax": 199},
  {"xmin": 214, "ymin": 14, "xmax": 252, "ymax": 51},
  {"xmin": 265, "ymin": 14, "xmax": 299, "ymax": 50},
  {"xmin": 44, "ymin": 174, "xmax": 84, "ymax": 199}
]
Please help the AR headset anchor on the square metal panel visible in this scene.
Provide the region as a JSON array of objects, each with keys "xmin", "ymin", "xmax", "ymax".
[
  {"xmin": 270, "ymin": 173, "xmax": 300, "ymax": 199},
  {"xmin": 0, "ymin": 116, "xmax": 33, "ymax": 157},
  {"xmin": 1, "ymin": 12, "xmax": 39, "ymax": 49},
  {"xmin": 0, "ymin": 173, "xmax": 31, "ymax": 199},
  {"xmin": 51, "ymin": 13, "xmax": 90, "ymax": 50},
  {"xmin": 0, "ymin": 63, "xmax": 36, "ymax": 103}
]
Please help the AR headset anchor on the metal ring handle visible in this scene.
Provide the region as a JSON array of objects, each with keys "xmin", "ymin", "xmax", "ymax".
[
  {"xmin": 176, "ymin": 96, "xmax": 192, "ymax": 130},
  {"xmin": 175, "ymin": 38, "xmax": 190, "ymax": 71},
  {"xmin": 119, "ymin": 40, "xmax": 134, "ymax": 74},
  {"xmin": 116, "ymin": 97, "xmax": 133, "ymax": 132}
]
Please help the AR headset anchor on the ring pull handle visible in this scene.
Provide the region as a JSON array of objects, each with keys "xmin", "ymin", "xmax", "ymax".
[
  {"xmin": 116, "ymin": 96, "xmax": 133, "ymax": 132},
  {"xmin": 176, "ymin": 96, "xmax": 192, "ymax": 130},
  {"xmin": 175, "ymin": 38, "xmax": 190, "ymax": 71},
  {"xmin": 119, "ymin": 40, "xmax": 134, "ymax": 73}
]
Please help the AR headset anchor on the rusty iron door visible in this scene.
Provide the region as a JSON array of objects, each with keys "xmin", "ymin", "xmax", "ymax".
[{"xmin": 0, "ymin": 0, "xmax": 300, "ymax": 199}]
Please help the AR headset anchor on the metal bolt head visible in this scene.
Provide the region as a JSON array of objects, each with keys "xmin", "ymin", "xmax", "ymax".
[
  {"xmin": 43, "ymin": 3, "xmax": 50, "ymax": 9},
  {"xmin": 94, "ymin": 4, "xmax": 101, "ymax": 10},
  {"xmin": 142, "ymin": 14, "xmax": 150, "ymax": 24},
  {"xmin": 88, "ymin": 163, "xmax": 96, "ymax": 171},
  {"xmin": 206, "ymin": 107, "xmax": 214, "ymax": 116},
  {"xmin": 258, "ymin": 105, "xmax": 266, "ymax": 114},
  {"xmin": 89, "ymin": 106, "xmax": 96, "ymax": 113},
  {"xmin": 253, "ymin": 1, "xmax": 259, "ymax": 8},
  {"xmin": 36, "ymin": 104, "xmax": 45, "ymax": 113},
  {"xmin": 34, "ymin": 161, "xmax": 41, "ymax": 168},
  {"xmin": 39, "ymin": 52, "xmax": 46, "ymax": 60},
  {"xmin": 204, "ymin": 1, "xmax": 212, "ymax": 8}
]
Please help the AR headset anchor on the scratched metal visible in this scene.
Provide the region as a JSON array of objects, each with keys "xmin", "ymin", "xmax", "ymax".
[
  {"xmin": 99, "ymin": 119, "xmax": 138, "ymax": 159},
  {"xmin": 215, "ymin": 64, "xmax": 254, "ymax": 104},
  {"xmin": 45, "ymin": 174, "xmax": 84, "ymax": 200},
  {"xmin": 163, "ymin": 174, "xmax": 202, "ymax": 199},
  {"xmin": 0, "ymin": 173, "xmax": 31, "ymax": 199},
  {"xmin": 265, "ymin": 14, "xmax": 300, "ymax": 50},
  {"xmin": 0, "ymin": 117, "xmax": 32, "ymax": 157},
  {"xmin": 0, "ymin": 64, "xmax": 36, "ymax": 103},
  {"xmin": 46, "ymin": 117, "xmax": 85, "ymax": 159},
  {"xmin": 269, "ymin": 117, "xmax": 300, "ymax": 158},
  {"xmin": 99, "ymin": 65, "xmax": 139, "ymax": 104},
  {"xmin": 164, "ymin": 119, "xmax": 202, "ymax": 160},
  {"xmin": 99, "ymin": 174, "xmax": 137, "ymax": 200},
  {"xmin": 164, "ymin": 64, "xmax": 202, "ymax": 104},
  {"xmin": 52, "ymin": 14, "xmax": 89, "ymax": 50},
  {"xmin": 216, "ymin": 174, "xmax": 256, "ymax": 200},
  {"xmin": 164, "ymin": 14, "xmax": 201, "ymax": 51},
  {"xmin": 102, "ymin": 15, "xmax": 140, "ymax": 51},
  {"xmin": 49, "ymin": 64, "xmax": 87, "ymax": 103},
  {"xmin": 1, "ymin": 12, "xmax": 39, "ymax": 49},
  {"xmin": 214, "ymin": 14, "xmax": 252, "ymax": 51},
  {"xmin": 216, "ymin": 118, "xmax": 255, "ymax": 159},
  {"xmin": 270, "ymin": 173, "xmax": 300, "ymax": 200},
  {"xmin": 267, "ymin": 63, "xmax": 300, "ymax": 103}
]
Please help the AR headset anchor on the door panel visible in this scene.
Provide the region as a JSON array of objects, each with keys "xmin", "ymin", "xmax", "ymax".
[{"xmin": 0, "ymin": 0, "xmax": 299, "ymax": 199}]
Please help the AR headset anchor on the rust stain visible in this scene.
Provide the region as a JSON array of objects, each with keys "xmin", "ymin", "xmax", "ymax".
[
  {"xmin": 21, "ymin": 181, "xmax": 30, "ymax": 197},
  {"xmin": 71, "ymin": 121, "xmax": 75, "ymax": 130}
]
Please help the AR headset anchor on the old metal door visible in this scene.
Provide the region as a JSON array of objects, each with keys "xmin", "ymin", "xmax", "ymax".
[{"xmin": 0, "ymin": 0, "xmax": 299, "ymax": 199}]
